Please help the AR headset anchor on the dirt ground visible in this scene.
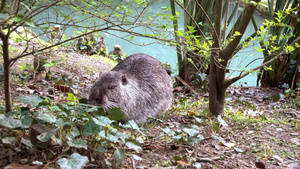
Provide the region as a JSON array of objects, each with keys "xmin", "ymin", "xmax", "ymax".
[{"xmin": 0, "ymin": 43, "xmax": 299, "ymax": 169}]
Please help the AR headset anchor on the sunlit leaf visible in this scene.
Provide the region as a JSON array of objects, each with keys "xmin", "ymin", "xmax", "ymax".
[{"xmin": 56, "ymin": 153, "xmax": 89, "ymax": 169}]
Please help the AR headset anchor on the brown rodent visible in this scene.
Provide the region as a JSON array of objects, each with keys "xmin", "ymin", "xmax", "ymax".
[{"xmin": 89, "ymin": 53, "xmax": 173, "ymax": 123}]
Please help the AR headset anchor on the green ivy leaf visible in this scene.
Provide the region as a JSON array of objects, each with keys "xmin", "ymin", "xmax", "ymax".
[
  {"xmin": 125, "ymin": 120, "xmax": 145, "ymax": 136},
  {"xmin": 95, "ymin": 147, "xmax": 106, "ymax": 153},
  {"xmin": 17, "ymin": 95, "xmax": 44, "ymax": 107},
  {"xmin": 93, "ymin": 116, "xmax": 112, "ymax": 126},
  {"xmin": 182, "ymin": 125, "xmax": 199, "ymax": 137},
  {"xmin": 0, "ymin": 115, "xmax": 22, "ymax": 128},
  {"xmin": 21, "ymin": 138, "xmax": 33, "ymax": 148},
  {"xmin": 56, "ymin": 153, "xmax": 89, "ymax": 169},
  {"xmin": 125, "ymin": 142, "xmax": 142, "ymax": 153},
  {"xmin": 70, "ymin": 127, "xmax": 80, "ymax": 139},
  {"xmin": 67, "ymin": 139, "xmax": 88, "ymax": 149},
  {"xmin": 107, "ymin": 134, "xmax": 119, "ymax": 142},
  {"xmin": 132, "ymin": 154, "xmax": 143, "ymax": 161},
  {"xmin": 188, "ymin": 135, "xmax": 204, "ymax": 145},
  {"xmin": 36, "ymin": 112, "xmax": 56, "ymax": 123},
  {"xmin": 22, "ymin": 116, "xmax": 33, "ymax": 129},
  {"xmin": 83, "ymin": 122, "xmax": 101, "ymax": 137},
  {"xmin": 113, "ymin": 149, "xmax": 126, "ymax": 167},
  {"xmin": 172, "ymin": 135, "xmax": 183, "ymax": 142},
  {"xmin": 37, "ymin": 132, "xmax": 54, "ymax": 142},
  {"xmin": 159, "ymin": 126, "xmax": 171, "ymax": 134},
  {"xmin": 115, "ymin": 131, "xmax": 128, "ymax": 143},
  {"xmin": 57, "ymin": 103, "xmax": 70, "ymax": 113},
  {"xmin": 108, "ymin": 108, "xmax": 125, "ymax": 121}
]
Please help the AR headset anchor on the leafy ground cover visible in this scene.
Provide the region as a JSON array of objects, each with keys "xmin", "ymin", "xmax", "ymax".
[{"xmin": 0, "ymin": 42, "xmax": 299, "ymax": 169}]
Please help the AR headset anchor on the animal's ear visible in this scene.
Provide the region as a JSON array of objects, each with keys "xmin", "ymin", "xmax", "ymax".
[{"xmin": 121, "ymin": 75, "xmax": 127, "ymax": 85}]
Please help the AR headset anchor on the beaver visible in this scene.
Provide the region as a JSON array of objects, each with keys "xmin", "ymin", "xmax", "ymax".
[{"xmin": 89, "ymin": 53, "xmax": 173, "ymax": 123}]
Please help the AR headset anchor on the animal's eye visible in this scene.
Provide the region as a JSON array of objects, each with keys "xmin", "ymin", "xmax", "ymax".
[{"xmin": 108, "ymin": 85, "xmax": 116, "ymax": 89}]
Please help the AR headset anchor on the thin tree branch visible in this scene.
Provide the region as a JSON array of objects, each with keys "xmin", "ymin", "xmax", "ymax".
[
  {"xmin": 222, "ymin": 0, "xmax": 261, "ymax": 61},
  {"xmin": 9, "ymin": 27, "xmax": 114, "ymax": 64},
  {"xmin": 174, "ymin": 0, "xmax": 209, "ymax": 46},
  {"xmin": 225, "ymin": 35, "xmax": 300, "ymax": 86},
  {"xmin": 193, "ymin": 0, "xmax": 220, "ymax": 46},
  {"xmin": 133, "ymin": 3, "xmax": 148, "ymax": 24}
]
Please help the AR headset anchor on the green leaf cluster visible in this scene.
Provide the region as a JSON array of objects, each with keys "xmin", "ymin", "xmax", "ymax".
[{"xmin": 0, "ymin": 94, "xmax": 144, "ymax": 167}]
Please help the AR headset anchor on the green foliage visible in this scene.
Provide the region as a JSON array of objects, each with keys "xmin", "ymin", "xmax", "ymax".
[
  {"xmin": 285, "ymin": 88, "xmax": 300, "ymax": 109},
  {"xmin": 43, "ymin": 59, "xmax": 63, "ymax": 68},
  {"xmin": 255, "ymin": 0, "xmax": 300, "ymax": 88},
  {"xmin": 17, "ymin": 95, "xmax": 45, "ymax": 107},
  {"xmin": 1, "ymin": 94, "xmax": 145, "ymax": 167},
  {"xmin": 17, "ymin": 63, "xmax": 31, "ymax": 71},
  {"xmin": 11, "ymin": 14, "xmax": 35, "ymax": 27}
]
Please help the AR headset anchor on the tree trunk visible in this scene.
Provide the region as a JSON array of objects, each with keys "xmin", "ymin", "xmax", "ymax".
[
  {"xmin": 209, "ymin": 0, "xmax": 225, "ymax": 116},
  {"xmin": 209, "ymin": 0, "xmax": 260, "ymax": 116},
  {"xmin": 170, "ymin": 0, "xmax": 184, "ymax": 78},
  {"xmin": 209, "ymin": 58, "xmax": 228, "ymax": 116},
  {"xmin": 0, "ymin": 30, "xmax": 12, "ymax": 113}
]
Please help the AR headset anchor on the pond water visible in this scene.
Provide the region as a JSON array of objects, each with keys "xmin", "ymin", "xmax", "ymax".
[{"xmin": 40, "ymin": 1, "xmax": 268, "ymax": 86}]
